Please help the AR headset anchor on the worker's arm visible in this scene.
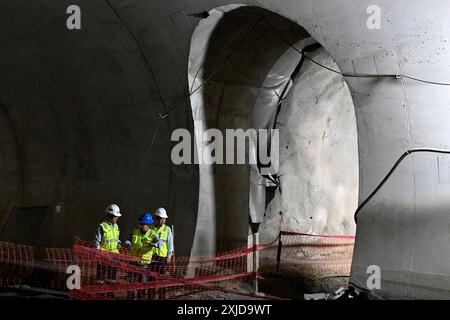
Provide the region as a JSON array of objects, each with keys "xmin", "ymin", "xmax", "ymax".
[
  {"xmin": 95, "ymin": 226, "xmax": 103, "ymax": 250},
  {"xmin": 124, "ymin": 234, "xmax": 133, "ymax": 248},
  {"xmin": 151, "ymin": 233, "xmax": 163, "ymax": 248},
  {"xmin": 164, "ymin": 229, "xmax": 174, "ymax": 263},
  {"xmin": 167, "ymin": 229, "xmax": 174, "ymax": 258},
  {"xmin": 117, "ymin": 239, "xmax": 122, "ymax": 250},
  {"xmin": 117, "ymin": 229, "xmax": 121, "ymax": 250},
  {"xmin": 143, "ymin": 232, "xmax": 162, "ymax": 248}
]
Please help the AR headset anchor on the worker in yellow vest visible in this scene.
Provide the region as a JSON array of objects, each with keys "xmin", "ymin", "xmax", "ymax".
[
  {"xmin": 94, "ymin": 204, "xmax": 122, "ymax": 286},
  {"xmin": 149, "ymin": 208, "xmax": 173, "ymax": 299},
  {"xmin": 150, "ymin": 208, "xmax": 173, "ymax": 274},
  {"xmin": 125, "ymin": 213, "xmax": 162, "ymax": 299},
  {"xmin": 125, "ymin": 213, "xmax": 162, "ymax": 274}
]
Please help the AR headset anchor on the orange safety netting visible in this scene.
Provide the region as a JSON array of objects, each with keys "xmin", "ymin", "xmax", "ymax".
[{"xmin": 0, "ymin": 231, "xmax": 355, "ymax": 300}]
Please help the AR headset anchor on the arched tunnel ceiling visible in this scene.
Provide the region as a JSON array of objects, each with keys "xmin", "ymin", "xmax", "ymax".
[{"xmin": 0, "ymin": 0, "xmax": 450, "ymax": 299}]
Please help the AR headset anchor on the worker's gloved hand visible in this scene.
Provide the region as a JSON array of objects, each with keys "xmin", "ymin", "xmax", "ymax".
[
  {"xmin": 167, "ymin": 256, "xmax": 172, "ymax": 264},
  {"xmin": 142, "ymin": 239, "xmax": 156, "ymax": 248},
  {"xmin": 117, "ymin": 243, "xmax": 122, "ymax": 250}
]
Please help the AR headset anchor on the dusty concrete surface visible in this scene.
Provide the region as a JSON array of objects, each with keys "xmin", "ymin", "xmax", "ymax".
[
  {"xmin": 259, "ymin": 234, "xmax": 354, "ymax": 295},
  {"xmin": 256, "ymin": 48, "xmax": 358, "ymax": 293},
  {"xmin": 261, "ymin": 48, "xmax": 358, "ymax": 242},
  {"xmin": 0, "ymin": 286, "xmax": 68, "ymax": 299},
  {"xmin": 259, "ymin": 273, "xmax": 349, "ymax": 299}
]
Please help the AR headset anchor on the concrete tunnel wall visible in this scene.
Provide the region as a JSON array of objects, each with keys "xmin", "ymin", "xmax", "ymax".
[
  {"xmin": 0, "ymin": 0, "xmax": 200, "ymax": 252},
  {"xmin": 1, "ymin": 0, "xmax": 450, "ymax": 299}
]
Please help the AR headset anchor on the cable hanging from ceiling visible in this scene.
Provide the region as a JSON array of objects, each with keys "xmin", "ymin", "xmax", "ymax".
[
  {"xmin": 260, "ymin": 16, "xmax": 450, "ymax": 86},
  {"xmin": 160, "ymin": 14, "xmax": 450, "ymax": 122}
]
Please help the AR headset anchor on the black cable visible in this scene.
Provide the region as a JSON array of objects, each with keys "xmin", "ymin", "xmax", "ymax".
[
  {"xmin": 402, "ymin": 75, "xmax": 450, "ymax": 86},
  {"xmin": 264, "ymin": 44, "xmax": 322, "ymax": 187},
  {"xmin": 156, "ymin": 14, "xmax": 450, "ymax": 121},
  {"xmin": 167, "ymin": 14, "xmax": 450, "ymax": 121},
  {"xmin": 354, "ymin": 148, "xmax": 450, "ymax": 223},
  {"xmin": 261, "ymin": 16, "xmax": 450, "ymax": 86},
  {"xmin": 159, "ymin": 17, "xmax": 267, "ymax": 119}
]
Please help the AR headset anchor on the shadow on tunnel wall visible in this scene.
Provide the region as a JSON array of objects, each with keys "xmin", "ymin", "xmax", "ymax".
[
  {"xmin": 197, "ymin": 6, "xmax": 310, "ymax": 252},
  {"xmin": 0, "ymin": 0, "xmax": 200, "ymax": 256}
]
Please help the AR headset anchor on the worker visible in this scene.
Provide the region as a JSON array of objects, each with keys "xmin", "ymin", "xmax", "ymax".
[
  {"xmin": 149, "ymin": 208, "xmax": 173, "ymax": 299},
  {"xmin": 94, "ymin": 204, "xmax": 122, "ymax": 290},
  {"xmin": 126, "ymin": 213, "xmax": 162, "ymax": 266},
  {"xmin": 125, "ymin": 213, "xmax": 162, "ymax": 299},
  {"xmin": 150, "ymin": 208, "xmax": 174, "ymax": 274}
]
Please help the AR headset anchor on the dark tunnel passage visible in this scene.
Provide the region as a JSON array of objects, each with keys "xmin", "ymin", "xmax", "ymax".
[{"xmin": 0, "ymin": 1, "xmax": 200, "ymax": 255}]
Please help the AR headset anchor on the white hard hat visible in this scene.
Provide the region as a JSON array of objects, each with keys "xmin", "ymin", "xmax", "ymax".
[
  {"xmin": 105, "ymin": 204, "xmax": 122, "ymax": 217},
  {"xmin": 154, "ymin": 208, "xmax": 168, "ymax": 219}
]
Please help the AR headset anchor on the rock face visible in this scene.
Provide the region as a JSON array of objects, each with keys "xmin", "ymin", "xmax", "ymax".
[
  {"xmin": 261, "ymin": 48, "xmax": 358, "ymax": 243},
  {"xmin": 259, "ymin": 48, "xmax": 358, "ymax": 293}
]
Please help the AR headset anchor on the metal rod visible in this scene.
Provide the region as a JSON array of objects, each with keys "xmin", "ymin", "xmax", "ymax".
[
  {"xmin": 252, "ymin": 232, "xmax": 259, "ymax": 294},
  {"xmin": 276, "ymin": 232, "xmax": 282, "ymax": 274}
]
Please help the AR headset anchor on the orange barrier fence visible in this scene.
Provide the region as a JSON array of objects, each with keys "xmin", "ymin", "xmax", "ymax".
[{"xmin": 0, "ymin": 231, "xmax": 355, "ymax": 299}]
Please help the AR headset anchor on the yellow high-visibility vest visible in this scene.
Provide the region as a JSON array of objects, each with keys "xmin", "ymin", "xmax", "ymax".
[
  {"xmin": 150, "ymin": 225, "xmax": 170, "ymax": 258},
  {"xmin": 99, "ymin": 221, "xmax": 120, "ymax": 254},
  {"xmin": 130, "ymin": 228, "xmax": 157, "ymax": 264}
]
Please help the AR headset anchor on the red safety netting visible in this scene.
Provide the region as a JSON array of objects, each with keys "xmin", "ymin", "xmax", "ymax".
[
  {"xmin": 0, "ymin": 230, "xmax": 354, "ymax": 300},
  {"xmin": 0, "ymin": 241, "xmax": 34, "ymax": 287},
  {"xmin": 262, "ymin": 231, "xmax": 355, "ymax": 277}
]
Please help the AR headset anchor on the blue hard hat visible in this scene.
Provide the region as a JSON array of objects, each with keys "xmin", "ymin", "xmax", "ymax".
[{"xmin": 139, "ymin": 213, "xmax": 153, "ymax": 225}]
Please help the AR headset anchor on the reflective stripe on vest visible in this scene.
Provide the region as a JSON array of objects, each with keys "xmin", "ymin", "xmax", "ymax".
[
  {"xmin": 99, "ymin": 221, "xmax": 120, "ymax": 254},
  {"xmin": 130, "ymin": 228, "xmax": 157, "ymax": 264},
  {"xmin": 151, "ymin": 225, "xmax": 170, "ymax": 258}
]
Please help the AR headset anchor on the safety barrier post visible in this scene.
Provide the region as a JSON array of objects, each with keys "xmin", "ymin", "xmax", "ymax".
[
  {"xmin": 171, "ymin": 225, "xmax": 176, "ymax": 274},
  {"xmin": 250, "ymin": 223, "xmax": 260, "ymax": 294},
  {"xmin": 276, "ymin": 231, "xmax": 282, "ymax": 273}
]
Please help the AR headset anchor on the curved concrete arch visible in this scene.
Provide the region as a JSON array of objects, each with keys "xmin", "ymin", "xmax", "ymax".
[
  {"xmin": 188, "ymin": 4, "xmax": 359, "ymax": 263},
  {"xmin": 188, "ymin": 5, "xmax": 310, "ymax": 256}
]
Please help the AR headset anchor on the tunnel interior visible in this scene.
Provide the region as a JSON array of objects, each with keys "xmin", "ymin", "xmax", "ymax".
[
  {"xmin": 188, "ymin": 5, "xmax": 359, "ymax": 260},
  {"xmin": 0, "ymin": 0, "xmax": 198, "ymax": 255},
  {"xmin": 1, "ymin": 0, "xmax": 450, "ymax": 301}
]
